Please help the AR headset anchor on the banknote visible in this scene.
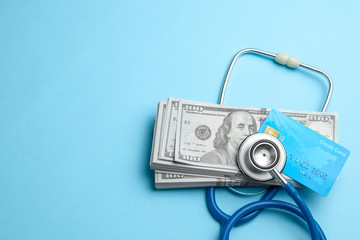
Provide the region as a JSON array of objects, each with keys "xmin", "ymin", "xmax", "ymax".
[
  {"xmin": 151, "ymin": 101, "xmax": 247, "ymax": 177},
  {"xmin": 154, "ymin": 171, "xmax": 248, "ymax": 189},
  {"xmin": 159, "ymin": 98, "xmax": 180, "ymax": 161},
  {"xmin": 174, "ymin": 99, "xmax": 338, "ymax": 175},
  {"xmin": 150, "ymin": 101, "xmax": 166, "ymax": 168},
  {"xmin": 153, "ymin": 171, "xmax": 280, "ymax": 189}
]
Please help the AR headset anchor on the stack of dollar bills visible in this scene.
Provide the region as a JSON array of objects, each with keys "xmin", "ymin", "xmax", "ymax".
[{"xmin": 150, "ymin": 98, "xmax": 338, "ymax": 189}]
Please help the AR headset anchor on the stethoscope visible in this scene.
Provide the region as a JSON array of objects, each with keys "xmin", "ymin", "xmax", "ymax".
[{"xmin": 206, "ymin": 48, "xmax": 333, "ymax": 240}]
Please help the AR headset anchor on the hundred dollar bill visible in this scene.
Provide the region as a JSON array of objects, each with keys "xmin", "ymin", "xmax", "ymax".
[
  {"xmin": 154, "ymin": 171, "xmax": 279, "ymax": 189},
  {"xmin": 154, "ymin": 171, "xmax": 252, "ymax": 189},
  {"xmin": 159, "ymin": 98, "xmax": 180, "ymax": 161},
  {"xmin": 174, "ymin": 99, "xmax": 338, "ymax": 177},
  {"xmin": 151, "ymin": 101, "xmax": 251, "ymax": 178},
  {"xmin": 150, "ymin": 103, "xmax": 249, "ymax": 189}
]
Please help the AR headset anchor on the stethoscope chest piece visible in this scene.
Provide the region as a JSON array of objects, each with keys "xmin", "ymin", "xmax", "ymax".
[{"xmin": 237, "ymin": 133, "xmax": 286, "ymax": 182}]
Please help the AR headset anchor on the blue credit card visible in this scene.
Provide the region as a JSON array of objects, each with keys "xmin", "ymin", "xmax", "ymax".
[{"xmin": 259, "ymin": 110, "xmax": 350, "ymax": 196}]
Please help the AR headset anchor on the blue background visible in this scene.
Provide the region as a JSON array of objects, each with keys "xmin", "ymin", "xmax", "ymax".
[{"xmin": 1, "ymin": 1, "xmax": 359, "ymax": 239}]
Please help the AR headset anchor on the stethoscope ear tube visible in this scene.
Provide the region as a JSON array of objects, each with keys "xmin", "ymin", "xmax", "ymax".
[{"xmin": 218, "ymin": 48, "xmax": 333, "ymax": 112}]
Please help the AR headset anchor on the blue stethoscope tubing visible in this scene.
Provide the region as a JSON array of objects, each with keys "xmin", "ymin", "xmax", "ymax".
[{"xmin": 207, "ymin": 48, "xmax": 334, "ymax": 240}]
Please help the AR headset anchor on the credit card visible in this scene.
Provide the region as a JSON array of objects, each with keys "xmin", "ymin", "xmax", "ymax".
[{"xmin": 259, "ymin": 110, "xmax": 350, "ymax": 196}]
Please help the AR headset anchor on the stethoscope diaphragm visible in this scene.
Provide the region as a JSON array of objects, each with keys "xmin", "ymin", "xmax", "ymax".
[{"xmin": 237, "ymin": 133, "xmax": 286, "ymax": 182}]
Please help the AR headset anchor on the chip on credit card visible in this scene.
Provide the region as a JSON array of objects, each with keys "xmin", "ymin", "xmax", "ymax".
[{"xmin": 259, "ymin": 110, "xmax": 350, "ymax": 196}]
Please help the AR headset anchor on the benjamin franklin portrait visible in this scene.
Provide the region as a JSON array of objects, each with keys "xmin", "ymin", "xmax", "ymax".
[{"xmin": 200, "ymin": 111, "xmax": 257, "ymax": 166}]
